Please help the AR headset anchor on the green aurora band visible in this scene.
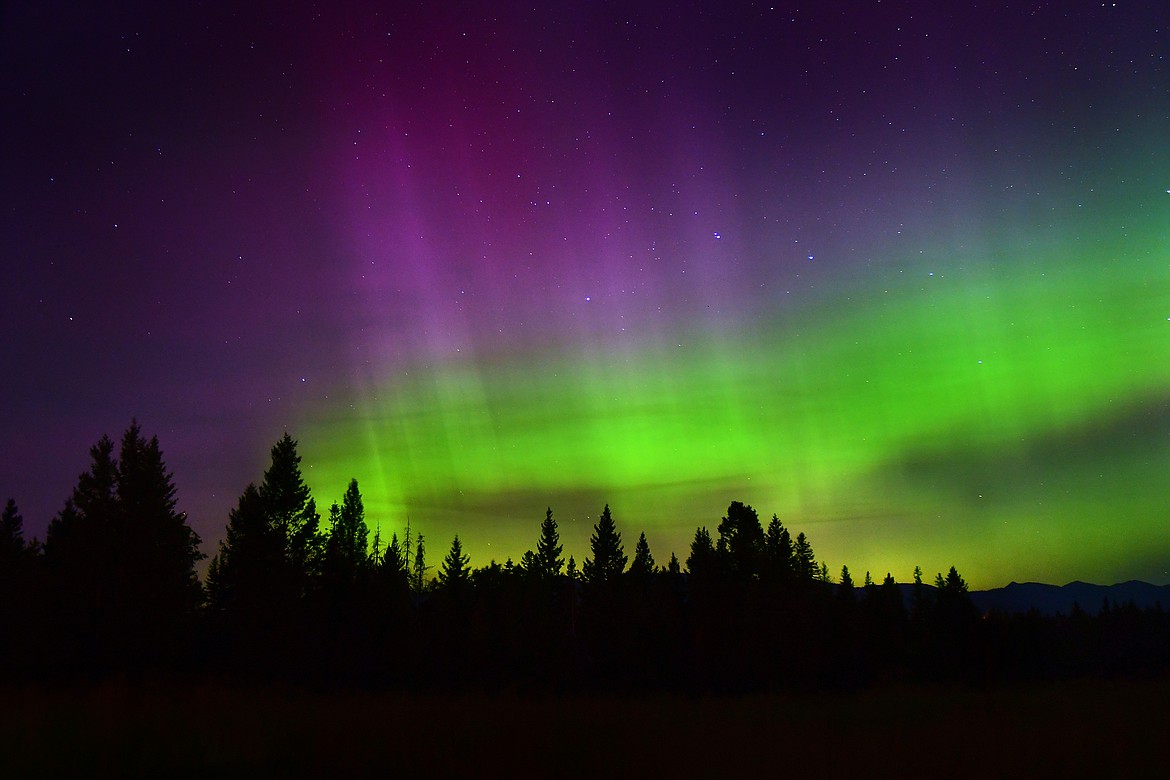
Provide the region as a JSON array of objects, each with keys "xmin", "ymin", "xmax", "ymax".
[{"xmin": 297, "ymin": 203, "xmax": 1170, "ymax": 589}]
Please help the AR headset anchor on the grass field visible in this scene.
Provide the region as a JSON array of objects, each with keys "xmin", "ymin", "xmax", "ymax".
[{"xmin": 2, "ymin": 676, "xmax": 1168, "ymax": 778}]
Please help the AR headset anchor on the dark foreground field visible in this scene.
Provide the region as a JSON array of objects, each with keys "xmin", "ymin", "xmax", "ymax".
[{"xmin": 2, "ymin": 676, "xmax": 1168, "ymax": 778}]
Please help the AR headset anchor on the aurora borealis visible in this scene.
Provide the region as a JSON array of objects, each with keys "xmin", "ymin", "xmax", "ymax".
[{"xmin": 3, "ymin": 1, "xmax": 1169, "ymax": 588}]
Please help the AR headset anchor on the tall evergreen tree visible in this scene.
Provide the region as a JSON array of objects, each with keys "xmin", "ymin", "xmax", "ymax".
[
  {"xmin": 838, "ymin": 565, "xmax": 856, "ymax": 601},
  {"xmin": 582, "ymin": 504, "xmax": 626, "ymax": 586},
  {"xmin": 42, "ymin": 423, "xmax": 204, "ymax": 669},
  {"xmin": 628, "ymin": 531, "xmax": 656, "ymax": 577},
  {"xmin": 763, "ymin": 514, "xmax": 793, "ymax": 581},
  {"xmin": 259, "ymin": 433, "xmax": 322, "ymax": 585},
  {"xmin": 0, "ymin": 499, "xmax": 24, "ymax": 569},
  {"xmin": 685, "ymin": 526, "xmax": 715, "ymax": 577},
  {"xmin": 793, "ymin": 532, "xmax": 817, "ymax": 580},
  {"xmin": 565, "ymin": 555, "xmax": 578, "ymax": 581},
  {"xmin": 112, "ymin": 422, "xmax": 204, "ymax": 613},
  {"xmin": 666, "ymin": 552, "xmax": 681, "ymax": 576},
  {"xmin": 438, "ymin": 534, "xmax": 470, "ymax": 589},
  {"xmin": 206, "ymin": 484, "xmax": 275, "ymax": 611},
  {"xmin": 533, "ymin": 507, "xmax": 564, "ymax": 579},
  {"xmin": 411, "ymin": 533, "xmax": 428, "ymax": 593},
  {"xmin": 324, "ymin": 478, "xmax": 370, "ymax": 582},
  {"xmin": 716, "ymin": 501, "xmax": 764, "ymax": 579}
]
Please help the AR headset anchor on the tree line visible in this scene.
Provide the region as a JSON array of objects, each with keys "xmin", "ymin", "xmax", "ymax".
[{"xmin": 2, "ymin": 423, "xmax": 1168, "ymax": 690}]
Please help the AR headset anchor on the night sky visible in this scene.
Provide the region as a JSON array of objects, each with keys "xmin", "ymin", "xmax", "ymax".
[{"xmin": 4, "ymin": 1, "xmax": 1169, "ymax": 588}]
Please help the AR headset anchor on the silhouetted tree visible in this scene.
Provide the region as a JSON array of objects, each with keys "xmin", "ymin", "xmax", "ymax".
[
  {"xmin": 533, "ymin": 507, "xmax": 564, "ymax": 579},
  {"xmin": 43, "ymin": 423, "xmax": 204, "ymax": 671},
  {"xmin": 582, "ymin": 504, "xmax": 626, "ymax": 586},
  {"xmin": 763, "ymin": 514, "xmax": 793, "ymax": 582},
  {"xmin": 206, "ymin": 484, "xmax": 278, "ymax": 612},
  {"xmin": 0, "ymin": 499, "xmax": 24, "ymax": 570},
  {"xmin": 628, "ymin": 531, "xmax": 656, "ymax": 577},
  {"xmin": 438, "ymin": 535, "xmax": 470, "ymax": 589},
  {"xmin": 793, "ymin": 532, "xmax": 816, "ymax": 580},
  {"xmin": 411, "ymin": 533, "xmax": 428, "ymax": 593},
  {"xmin": 666, "ymin": 552, "xmax": 681, "ymax": 575},
  {"xmin": 323, "ymin": 479, "xmax": 370, "ymax": 585},
  {"xmin": 716, "ymin": 501, "xmax": 764, "ymax": 579},
  {"xmin": 565, "ymin": 555, "xmax": 578, "ymax": 580},
  {"xmin": 839, "ymin": 565, "xmax": 856, "ymax": 602},
  {"xmin": 686, "ymin": 526, "xmax": 715, "ymax": 578},
  {"xmin": 911, "ymin": 565, "xmax": 928, "ymax": 621},
  {"xmin": 259, "ymin": 433, "xmax": 322, "ymax": 588}
]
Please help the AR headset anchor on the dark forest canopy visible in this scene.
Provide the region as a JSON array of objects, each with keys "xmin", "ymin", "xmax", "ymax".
[{"xmin": 2, "ymin": 426, "xmax": 1168, "ymax": 690}]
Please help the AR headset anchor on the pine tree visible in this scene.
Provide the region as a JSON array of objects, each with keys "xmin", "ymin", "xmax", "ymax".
[
  {"xmin": 411, "ymin": 533, "xmax": 428, "ymax": 593},
  {"xmin": 838, "ymin": 565, "xmax": 855, "ymax": 601},
  {"xmin": 628, "ymin": 531, "xmax": 655, "ymax": 577},
  {"xmin": 438, "ymin": 534, "xmax": 470, "ymax": 589},
  {"xmin": 324, "ymin": 479, "xmax": 370, "ymax": 582},
  {"xmin": 259, "ymin": 433, "xmax": 322, "ymax": 585},
  {"xmin": 582, "ymin": 504, "xmax": 626, "ymax": 586},
  {"xmin": 763, "ymin": 514, "xmax": 793, "ymax": 581},
  {"xmin": 206, "ymin": 484, "xmax": 274, "ymax": 611},
  {"xmin": 42, "ymin": 423, "xmax": 204, "ymax": 669},
  {"xmin": 533, "ymin": 507, "xmax": 564, "ymax": 579},
  {"xmin": 685, "ymin": 526, "xmax": 715, "ymax": 577},
  {"xmin": 379, "ymin": 532, "xmax": 409, "ymax": 592},
  {"xmin": 565, "ymin": 555, "xmax": 578, "ymax": 580},
  {"xmin": 716, "ymin": 501, "xmax": 764, "ymax": 579},
  {"xmin": 793, "ymin": 532, "xmax": 817, "ymax": 580},
  {"xmin": 113, "ymin": 423, "xmax": 204, "ymax": 613},
  {"xmin": 209, "ymin": 433, "xmax": 320, "ymax": 608},
  {"xmin": 667, "ymin": 552, "xmax": 681, "ymax": 576},
  {"xmin": 1, "ymin": 499, "xmax": 24, "ymax": 568}
]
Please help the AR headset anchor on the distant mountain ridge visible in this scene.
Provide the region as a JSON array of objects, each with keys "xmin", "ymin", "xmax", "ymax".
[{"xmin": 968, "ymin": 580, "xmax": 1170, "ymax": 616}]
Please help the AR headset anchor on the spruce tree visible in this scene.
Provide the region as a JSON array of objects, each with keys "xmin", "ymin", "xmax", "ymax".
[
  {"xmin": 838, "ymin": 565, "xmax": 855, "ymax": 601},
  {"xmin": 438, "ymin": 534, "xmax": 471, "ymax": 589},
  {"xmin": 565, "ymin": 555, "xmax": 578, "ymax": 580},
  {"xmin": 0, "ymin": 499, "xmax": 24, "ymax": 568},
  {"xmin": 411, "ymin": 533, "xmax": 428, "ymax": 592},
  {"xmin": 533, "ymin": 506, "xmax": 564, "ymax": 579},
  {"xmin": 685, "ymin": 526, "xmax": 715, "ymax": 577},
  {"xmin": 667, "ymin": 552, "xmax": 681, "ymax": 576},
  {"xmin": 324, "ymin": 479, "xmax": 370, "ymax": 582},
  {"xmin": 763, "ymin": 514, "xmax": 793, "ymax": 581},
  {"xmin": 628, "ymin": 531, "xmax": 655, "ymax": 577},
  {"xmin": 793, "ymin": 532, "xmax": 816, "ymax": 580},
  {"xmin": 716, "ymin": 501, "xmax": 764, "ymax": 579},
  {"xmin": 259, "ymin": 433, "xmax": 321, "ymax": 584},
  {"xmin": 582, "ymin": 504, "xmax": 626, "ymax": 586}
]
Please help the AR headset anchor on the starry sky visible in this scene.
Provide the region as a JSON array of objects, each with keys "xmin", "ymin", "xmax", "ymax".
[{"xmin": 3, "ymin": 1, "xmax": 1169, "ymax": 588}]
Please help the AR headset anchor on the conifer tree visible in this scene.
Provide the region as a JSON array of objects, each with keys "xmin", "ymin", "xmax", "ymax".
[
  {"xmin": 438, "ymin": 534, "xmax": 470, "ymax": 589},
  {"xmin": 565, "ymin": 555, "xmax": 578, "ymax": 580},
  {"xmin": 793, "ymin": 532, "xmax": 817, "ymax": 580},
  {"xmin": 259, "ymin": 433, "xmax": 322, "ymax": 583},
  {"xmin": 1, "ymin": 499, "xmax": 24, "ymax": 568},
  {"xmin": 716, "ymin": 501, "xmax": 764, "ymax": 579},
  {"xmin": 324, "ymin": 479, "xmax": 370, "ymax": 581},
  {"xmin": 378, "ymin": 532, "xmax": 409, "ymax": 592},
  {"xmin": 533, "ymin": 507, "xmax": 564, "ymax": 579},
  {"xmin": 628, "ymin": 531, "xmax": 655, "ymax": 577},
  {"xmin": 685, "ymin": 526, "xmax": 715, "ymax": 577},
  {"xmin": 206, "ymin": 484, "xmax": 274, "ymax": 611},
  {"xmin": 667, "ymin": 552, "xmax": 681, "ymax": 575},
  {"xmin": 42, "ymin": 423, "xmax": 204, "ymax": 668},
  {"xmin": 411, "ymin": 533, "xmax": 428, "ymax": 592},
  {"xmin": 763, "ymin": 514, "xmax": 793, "ymax": 581},
  {"xmin": 582, "ymin": 504, "xmax": 626, "ymax": 585},
  {"xmin": 838, "ymin": 565, "xmax": 855, "ymax": 601}
]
